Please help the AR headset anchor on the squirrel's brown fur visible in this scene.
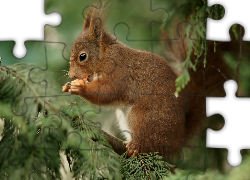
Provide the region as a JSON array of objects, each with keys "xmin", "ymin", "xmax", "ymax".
[{"xmin": 62, "ymin": 3, "xmax": 233, "ymax": 158}]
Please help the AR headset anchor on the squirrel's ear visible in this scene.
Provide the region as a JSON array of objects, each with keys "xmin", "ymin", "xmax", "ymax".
[
  {"xmin": 84, "ymin": 1, "xmax": 111, "ymax": 41},
  {"xmin": 83, "ymin": 7, "xmax": 93, "ymax": 31},
  {"xmin": 88, "ymin": 8, "xmax": 103, "ymax": 41}
]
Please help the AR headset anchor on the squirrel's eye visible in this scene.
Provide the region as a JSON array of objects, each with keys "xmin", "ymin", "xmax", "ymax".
[{"xmin": 79, "ymin": 53, "xmax": 87, "ymax": 62}]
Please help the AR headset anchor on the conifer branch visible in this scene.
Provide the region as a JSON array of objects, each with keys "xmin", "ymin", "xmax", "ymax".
[
  {"xmin": 0, "ymin": 63, "xmax": 123, "ymax": 179},
  {"xmin": 138, "ymin": 154, "xmax": 151, "ymax": 180},
  {"xmin": 0, "ymin": 65, "xmax": 40, "ymax": 98}
]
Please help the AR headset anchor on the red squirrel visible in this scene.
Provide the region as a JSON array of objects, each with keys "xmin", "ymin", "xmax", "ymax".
[{"xmin": 62, "ymin": 3, "xmax": 232, "ymax": 158}]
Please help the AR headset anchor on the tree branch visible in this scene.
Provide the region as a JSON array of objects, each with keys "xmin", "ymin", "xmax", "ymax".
[
  {"xmin": 100, "ymin": 130, "xmax": 181, "ymax": 175},
  {"xmin": 101, "ymin": 130, "xmax": 127, "ymax": 155}
]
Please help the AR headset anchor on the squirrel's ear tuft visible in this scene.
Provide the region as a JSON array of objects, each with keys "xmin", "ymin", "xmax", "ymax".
[
  {"xmin": 88, "ymin": 7, "xmax": 103, "ymax": 41},
  {"xmin": 83, "ymin": 1, "xmax": 110, "ymax": 41},
  {"xmin": 83, "ymin": 7, "xmax": 93, "ymax": 31}
]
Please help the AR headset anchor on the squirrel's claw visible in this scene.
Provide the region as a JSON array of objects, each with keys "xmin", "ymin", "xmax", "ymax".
[{"xmin": 126, "ymin": 142, "xmax": 140, "ymax": 158}]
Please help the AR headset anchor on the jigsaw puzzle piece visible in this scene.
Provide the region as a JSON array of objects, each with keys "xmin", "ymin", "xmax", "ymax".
[
  {"xmin": 162, "ymin": 20, "xmax": 229, "ymax": 95},
  {"xmin": 112, "ymin": 13, "xmax": 187, "ymax": 96},
  {"xmin": 110, "ymin": 0, "xmax": 169, "ymax": 42},
  {"xmin": 123, "ymin": 93, "xmax": 185, "ymax": 158},
  {"xmin": 30, "ymin": 42, "xmax": 103, "ymax": 133},
  {"xmin": 206, "ymin": 0, "xmax": 250, "ymax": 41},
  {"xmin": 118, "ymin": 21, "xmax": 197, "ymax": 95},
  {"xmin": 44, "ymin": 0, "xmax": 103, "ymax": 56},
  {"xmin": 0, "ymin": 0, "xmax": 61, "ymax": 58},
  {"xmin": 0, "ymin": 41, "xmax": 51, "ymax": 117},
  {"xmin": 106, "ymin": 31, "xmax": 176, "ymax": 96},
  {"xmin": 0, "ymin": 41, "xmax": 78, "ymax": 123},
  {"xmin": 29, "ymin": 41, "xmax": 69, "ymax": 97},
  {"xmin": 0, "ymin": 119, "xmax": 48, "ymax": 179},
  {"xmin": 168, "ymin": 147, "xmax": 231, "ymax": 180},
  {"xmin": 0, "ymin": 42, "xmax": 69, "ymax": 128},
  {"xmin": 174, "ymin": 146, "xmax": 207, "ymax": 179},
  {"xmin": 206, "ymin": 80, "xmax": 250, "ymax": 167},
  {"xmin": 24, "ymin": 41, "xmax": 103, "ymax": 126},
  {"xmin": 56, "ymin": 123, "xmax": 120, "ymax": 179}
]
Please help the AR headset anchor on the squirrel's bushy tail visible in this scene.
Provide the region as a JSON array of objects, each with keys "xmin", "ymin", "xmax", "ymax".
[{"xmin": 161, "ymin": 28, "xmax": 237, "ymax": 143}]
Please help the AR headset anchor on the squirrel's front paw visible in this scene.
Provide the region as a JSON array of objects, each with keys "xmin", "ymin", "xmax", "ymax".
[
  {"xmin": 68, "ymin": 79, "xmax": 85, "ymax": 95},
  {"xmin": 126, "ymin": 142, "xmax": 140, "ymax": 158},
  {"xmin": 62, "ymin": 82, "xmax": 71, "ymax": 92}
]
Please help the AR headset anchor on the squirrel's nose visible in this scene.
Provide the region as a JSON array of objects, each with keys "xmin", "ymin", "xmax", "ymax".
[{"xmin": 68, "ymin": 71, "xmax": 76, "ymax": 79}]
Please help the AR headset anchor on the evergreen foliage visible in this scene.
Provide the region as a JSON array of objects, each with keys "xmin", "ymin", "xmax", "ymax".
[
  {"xmin": 0, "ymin": 63, "xmax": 122, "ymax": 179},
  {"xmin": 120, "ymin": 152, "xmax": 170, "ymax": 180},
  {"xmin": 171, "ymin": 1, "xmax": 225, "ymax": 94}
]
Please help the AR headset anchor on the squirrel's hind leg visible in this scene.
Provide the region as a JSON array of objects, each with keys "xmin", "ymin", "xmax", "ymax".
[{"xmin": 126, "ymin": 97, "xmax": 185, "ymax": 158}]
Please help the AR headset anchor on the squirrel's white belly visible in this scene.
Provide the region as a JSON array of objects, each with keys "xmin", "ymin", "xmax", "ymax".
[{"xmin": 116, "ymin": 107, "xmax": 132, "ymax": 142}]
